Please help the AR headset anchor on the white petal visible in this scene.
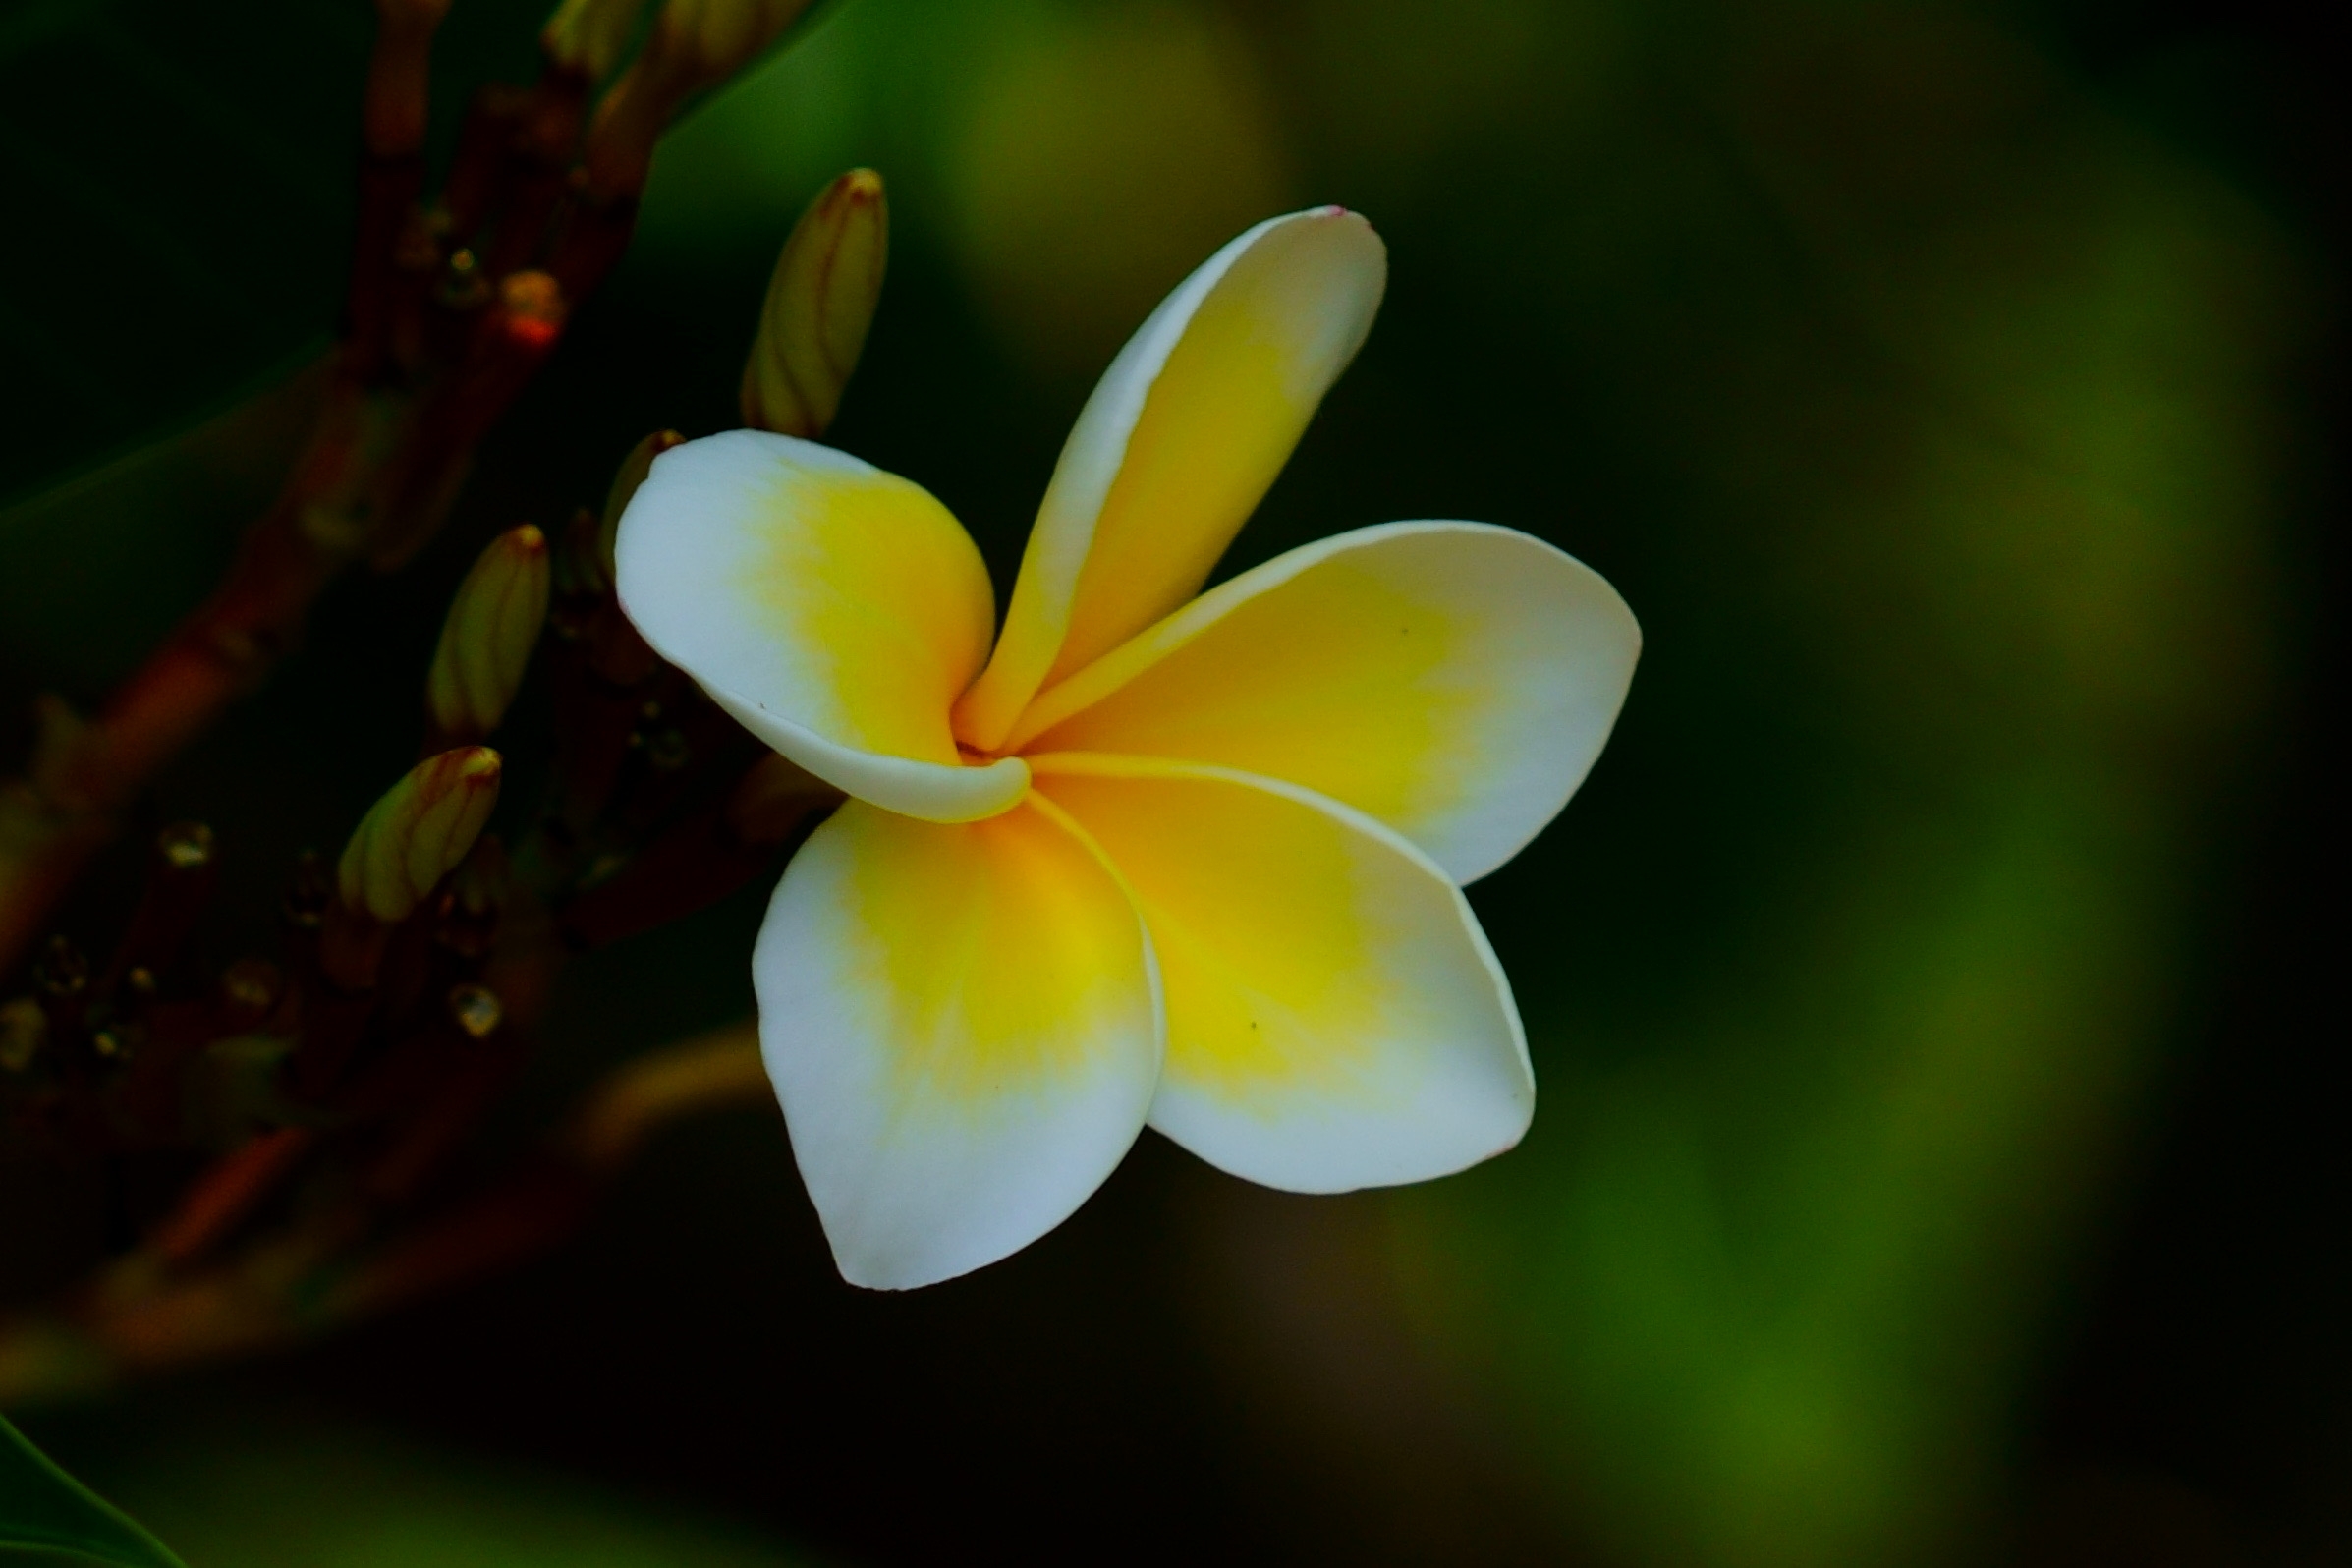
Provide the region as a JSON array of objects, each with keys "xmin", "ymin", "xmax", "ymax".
[
  {"xmin": 616, "ymin": 430, "xmax": 1027, "ymax": 822},
  {"xmin": 1014, "ymin": 521, "xmax": 1641, "ymax": 883},
  {"xmin": 756, "ymin": 797, "xmax": 1163, "ymax": 1289},
  {"xmin": 1032, "ymin": 755, "xmax": 1531, "ymax": 1192},
  {"xmin": 955, "ymin": 207, "xmax": 1387, "ymax": 750}
]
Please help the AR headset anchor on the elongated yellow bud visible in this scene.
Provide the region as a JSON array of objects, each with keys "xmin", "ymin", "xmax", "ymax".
[
  {"xmin": 741, "ymin": 169, "xmax": 887, "ymax": 438},
  {"xmin": 541, "ymin": 0, "xmax": 650, "ymax": 81},
  {"xmin": 427, "ymin": 526, "xmax": 551, "ymax": 743},
  {"xmin": 338, "ymin": 749, "xmax": 504, "ymax": 924}
]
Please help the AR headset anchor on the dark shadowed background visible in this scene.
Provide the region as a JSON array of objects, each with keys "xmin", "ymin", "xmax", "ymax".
[{"xmin": 1, "ymin": 0, "xmax": 2344, "ymax": 1562}]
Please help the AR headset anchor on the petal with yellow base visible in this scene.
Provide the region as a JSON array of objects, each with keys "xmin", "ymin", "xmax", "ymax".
[
  {"xmin": 615, "ymin": 430, "xmax": 1027, "ymax": 822},
  {"xmin": 755, "ymin": 797, "xmax": 1163, "ymax": 1289},
  {"xmin": 954, "ymin": 207, "xmax": 1387, "ymax": 751},
  {"xmin": 1015, "ymin": 521, "xmax": 1640, "ymax": 884},
  {"xmin": 1031, "ymin": 754, "xmax": 1530, "ymax": 1193}
]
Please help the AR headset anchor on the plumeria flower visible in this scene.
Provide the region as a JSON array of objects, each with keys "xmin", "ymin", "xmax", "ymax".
[{"xmin": 615, "ymin": 207, "xmax": 1640, "ymax": 1289}]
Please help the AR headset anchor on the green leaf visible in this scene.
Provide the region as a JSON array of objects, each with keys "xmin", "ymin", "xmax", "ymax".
[{"xmin": 0, "ymin": 1414, "xmax": 186, "ymax": 1568}]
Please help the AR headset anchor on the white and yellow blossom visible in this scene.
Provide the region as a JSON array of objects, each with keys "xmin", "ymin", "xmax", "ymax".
[{"xmin": 615, "ymin": 208, "xmax": 1641, "ymax": 1289}]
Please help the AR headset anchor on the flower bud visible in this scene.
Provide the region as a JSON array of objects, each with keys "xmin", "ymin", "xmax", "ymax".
[
  {"xmin": 541, "ymin": 0, "xmax": 650, "ymax": 81},
  {"xmin": 498, "ymin": 269, "xmax": 569, "ymax": 351},
  {"xmin": 596, "ymin": 430, "xmax": 685, "ymax": 583},
  {"xmin": 427, "ymin": 526, "xmax": 551, "ymax": 743},
  {"xmin": 338, "ymin": 749, "xmax": 504, "ymax": 924},
  {"xmin": 0, "ymin": 997, "xmax": 45, "ymax": 1073},
  {"xmin": 741, "ymin": 169, "xmax": 887, "ymax": 438}
]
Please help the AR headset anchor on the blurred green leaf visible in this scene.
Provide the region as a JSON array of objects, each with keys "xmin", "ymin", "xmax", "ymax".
[
  {"xmin": 0, "ymin": 1414, "xmax": 185, "ymax": 1568},
  {"xmin": 1334, "ymin": 0, "xmax": 2309, "ymax": 1560},
  {"xmin": 0, "ymin": 357, "xmax": 324, "ymax": 698},
  {"xmin": 19, "ymin": 1400, "xmax": 815, "ymax": 1568}
]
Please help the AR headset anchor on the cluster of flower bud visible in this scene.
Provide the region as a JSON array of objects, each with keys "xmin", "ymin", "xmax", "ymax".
[{"xmin": 0, "ymin": 0, "xmax": 923, "ymax": 1407}]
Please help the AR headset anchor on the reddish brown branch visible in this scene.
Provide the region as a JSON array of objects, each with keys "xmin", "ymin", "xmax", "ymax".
[
  {"xmin": 0, "ymin": 1025, "xmax": 767, "ymax": 1404},
  {"xmin": 148, "ymin": 1127, "xmax": 317, "ymax": 1265},
  {"xmin": 0, "ymin": 9, "xmax": 650, "ymax": 978}
]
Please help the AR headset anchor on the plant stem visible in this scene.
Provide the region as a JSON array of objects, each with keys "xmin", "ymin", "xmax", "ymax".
[
  {"xmin": 0, "ymin": 1025, "xmax": 768, "ymax": 1405},
  {"xmin": 0, "ymin": 23, "xmax": 664, "ymax": 979}
]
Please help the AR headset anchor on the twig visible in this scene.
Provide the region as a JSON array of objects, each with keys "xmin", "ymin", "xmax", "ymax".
[
  {"xmin": 0, "ymin": 1023, "xmax": 768, "ymax": 1405},
  {"xmin": 0, "ymin": 1, "xmax": 671, "ymax": 980}
]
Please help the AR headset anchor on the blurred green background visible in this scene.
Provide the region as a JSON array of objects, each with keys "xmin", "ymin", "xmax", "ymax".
[{"xmin": 1, "ymin": 0, "xmax": 2343, "ymax": 1563}]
